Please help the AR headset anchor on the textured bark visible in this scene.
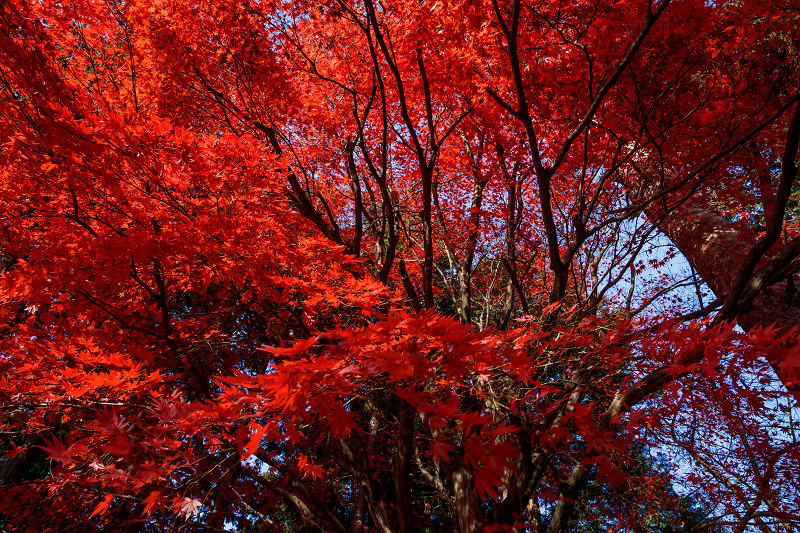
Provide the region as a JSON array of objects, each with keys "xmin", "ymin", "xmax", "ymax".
[
  {"xmin": 622, "ymin": 173, "xmax": 800, "ymax": 401},
  {"xmin": 450, "ymin": 465, "xmax": 480, "ymax": 533},
  {"xmin": 393, "ymin": 406, "xmax": 414, "ymax": 533}
]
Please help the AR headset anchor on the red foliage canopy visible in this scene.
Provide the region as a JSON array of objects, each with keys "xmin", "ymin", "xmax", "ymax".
[{"xmin": 1, "ymin": 0, "xmax": 799, "ymax": 531}]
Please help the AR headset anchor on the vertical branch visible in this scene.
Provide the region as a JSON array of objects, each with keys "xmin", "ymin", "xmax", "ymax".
[
  {"xmin": 421, "ymin": 166, "xmax": 435, "ymax": 309},
  {"xmin": 364, "ymin": 0, "xmax": 435, "ymax": 306},
  {"xmin": 457, "ymin": 134, "xmax": 487, "ymax": 323},
  {"xmin": 497, "ymin": 143, "xmax": 529, "ymax": 325},
  {"xmin": 358, "ymin": 11, "xmax": 398, "ymax": 283},
  {"xmin": 345, "ymin": 141, "xmax": 363, "ymax": 256},
  {"xmin": 491, "ymin": 0, "xmax": 565, "ymax": 304},
  {"xmin": 393, "ymin": 403, "xmax": 414, "ymax": 533}
]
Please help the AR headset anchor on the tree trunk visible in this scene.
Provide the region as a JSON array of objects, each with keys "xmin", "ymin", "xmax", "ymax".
[
  {"xmin": 621, "ymin": 173, "xmax": 800, "ymax": 403},
  {"xmin": 450, "ymin": 465, "xmax": 481, "ymax": 533}
]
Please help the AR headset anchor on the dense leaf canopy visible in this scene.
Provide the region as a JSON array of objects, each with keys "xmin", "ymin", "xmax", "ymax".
[{"xmin": 1, "ymin": 0, "xmax": 799, "ymax": 531}]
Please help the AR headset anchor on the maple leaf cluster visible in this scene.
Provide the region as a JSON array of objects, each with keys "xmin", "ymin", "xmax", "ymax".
[{"xmin": 1, "ymin": 0, "xmax": 799, "ymax": 531}]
